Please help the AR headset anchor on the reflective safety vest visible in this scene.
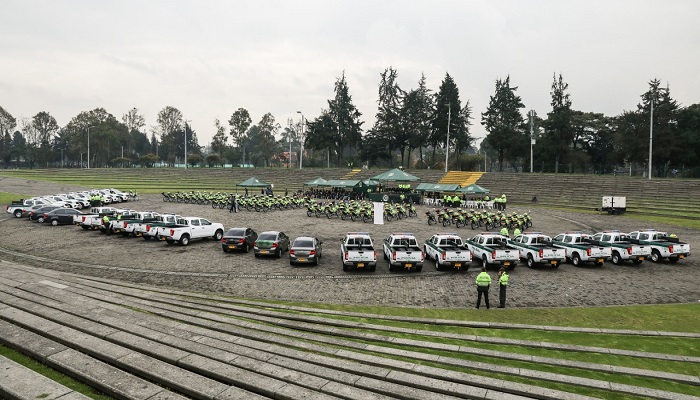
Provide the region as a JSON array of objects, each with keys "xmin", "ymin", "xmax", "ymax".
[
  {"xmin": 500, "ymin": 227, "xmax": 509, "ymax": 237},
  {"xmin": 499, "ymin": 272, "xmax": 509, "ymax": 286},
  {"xmin": 513, "ymin": 228, "xmax": 521, "ymax": 237},
  {"xmin": 103, "ymin": 215, "xmax": 110, "ymax": 223},
  {"xmin": 475, "ymin": 272, "xmax": 491, "ymax": 286}
]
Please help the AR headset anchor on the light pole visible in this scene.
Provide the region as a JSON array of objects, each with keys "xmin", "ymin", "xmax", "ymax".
[
  {"xmin": 184, "ymin": 120, "xmax": 190, "ymax": 168},
  {"xmin": 296, "ymin": 111, "xmax": 304, "ymax": 169},
  {"xmin": 529, "ymin": 110, "xmax": 535, "ymax": 173},
  {"xmin": 444, "ymin": 104, "xmax": 451, "ymax": 173},
  {"xmin": 648, "ymin": 95, "xmax": 654, "ymax": 180},
  {"xmin": 287, "ymin": 117, "xmax": 293, "ymax": 169},
  {"xmin": 87, "ymin": 126, "xmax": 95, "ymax": 169}
]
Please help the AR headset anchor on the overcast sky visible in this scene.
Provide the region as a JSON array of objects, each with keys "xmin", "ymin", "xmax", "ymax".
[{"xmin": 2, "ymin": 0, "xmax": 698, "ymax": 147}]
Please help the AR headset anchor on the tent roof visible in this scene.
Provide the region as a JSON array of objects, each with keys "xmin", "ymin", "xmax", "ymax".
[
  {"xmin": 236, "ymin": 177, "xmax": 269, "ymax": 187},
  {"xmin": 318, "ymin": 179, "xmax": 360, "ymax": 188},
  {"xmin": 304, "ymin": 177, "xmax": 327, "ymax": 186},
  {"xmin": 371, "ymin": 168, "xmax": 420, "ymax": 182},
  {"xmin": 359, "ymin": 178, "xmax": 381, "ymax": 186},
  {"xmin": 415, "ymin": 183, "xmax": 461, "ymax": 192},
  {"xmin": 457, "ymin": 184, "xmax": 490, "ymax": 194}
]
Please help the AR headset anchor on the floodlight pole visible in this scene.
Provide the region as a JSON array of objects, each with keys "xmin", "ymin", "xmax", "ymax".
[
  {"xmin": 529, "ymin": 110, "xmax": 535, "ymax": 173},
  {"xmin": 184, "ymin": 120, "xmax": 189, "ymax": 169},
  {"xmin": 648, "ymin": 97, "xmax": 653, "ymax": 180},
  {"xmin": 297, "ymin": 111, "xmax": 304, "ymax": 169},
  {"xmin": 444, "ymin": 103, "xmax": 451, "ymax": 173}
]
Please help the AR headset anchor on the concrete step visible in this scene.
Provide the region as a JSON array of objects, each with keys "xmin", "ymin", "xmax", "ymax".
[{"xmin": 0, "ymin": 354, "xmax": 92, "ymax": 400}]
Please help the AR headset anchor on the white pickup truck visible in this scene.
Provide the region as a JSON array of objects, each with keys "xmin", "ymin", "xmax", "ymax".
[
  {"xmin": 552, "ymin": 231, "xmax": 612, "ymax": 267},
  {"xmin": 423, "ymin": 233, "xmax": 472, "ymax": 271},
  {"xmin": 135, "ymin": 214, "xmax": 183, "ymax": 240},
  {"xmin": 340, "ymin": 232, "xmax": 377, "ymax": 272},
  {"xmin": 507, "ymin": 233, "xmax": 567, "ymax": 268},
  {"xmin": 73, "ymin": 207, "xmax": 117, "ymax": 230},
  {"xmin": 161, "ymin": 217, "xmax": 224, "ymax": 246},
  {"xmin": 591, "ymin": 231, "xmax": 651, "ymax": 265},
  {"xmin": 6, "ymin": 198, "xmax": 54, "ymax": 218},
  {"xmin": 110, "ymin": 211, "xmax": 159, "ymax": 236},
  {"xmin": 383, "ymin": 233, "xmax": 424, "ymax": 272},
  {"xmin": 627, "ymin": 230, "xmax": 691, "ymax": 263},
  {"xmin": 467, "ymin": 232, "xmax": 519, "ymax": 270}
]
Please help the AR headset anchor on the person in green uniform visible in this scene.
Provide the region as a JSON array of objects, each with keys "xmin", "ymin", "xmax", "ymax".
[
  {"xmin": 498, "ymin": 268, "xmax": 509, "ymax": 308},
  {"xmin": 475, "ymin": 267, "xmax": 491, "ymax": 309},
  {"xmin": 500, "ymin": 227, "xmax": 509, "ymax": 238}
]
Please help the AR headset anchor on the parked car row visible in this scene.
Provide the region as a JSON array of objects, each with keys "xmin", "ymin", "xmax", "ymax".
[
  {"xmin": 220, "ymin": 227, "xmax": 323, "ymax": 266},
  {"xmin": 5, "ymin": 188, "xmax": 136, "ymax": 218}
]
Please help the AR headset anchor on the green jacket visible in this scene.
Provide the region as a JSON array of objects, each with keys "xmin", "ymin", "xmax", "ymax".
[{"xmin": 475, "ymin": 272, "xmax": 491, "ymax": 287}]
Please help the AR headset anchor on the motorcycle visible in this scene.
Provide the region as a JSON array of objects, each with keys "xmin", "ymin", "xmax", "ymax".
[{"xmin": 426, "ymin": 211, "xmax": 437, "ymax": 225}]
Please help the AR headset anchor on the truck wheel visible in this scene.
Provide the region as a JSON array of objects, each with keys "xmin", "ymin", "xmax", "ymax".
[
  {"xmin": 669, "ymin": 257, "xmax": 679, "ymax": 263},
  {"xmin": 37, "ymin": 217, "xmax": 45, "ymax": 223},
  {"xmin": 179, "ymin": 235, "xmax": 190, "ymax": 246},
  {"xmin": 81, "ymin": 225, "xmax": 89, "ymax": 230},
  {"xmin": 482, "ymin": 257, "xmax": 488, "ymax": 269},
  {"xmin": 632, "ymin": 259, "xmax": 643, "ymax": 265},
  {"xmin": 435, "ymin": 259, "xmax": 442, "ymax": 271},
  {"xmin": 166, "ymin": 238, "xmax": 174, "ymax": 245},
  {"xmin": 213, "ymin": 229, "xmax": 223, "ymax": 241},
  {"xmin": 389, "ymin": 264, "xmax": 396, "ymax": 272},
  {"xmin": 384, "ymin": 251, "xmax": 388, "ymax": 260},
  {"xmin": 276, "ymin": 248, "xmax": 282, "ymax": 258},
  {"xmin": 51, "ymin": 219, "xmax": 58, "ymax": 226},
  {"xmin": 343, "ymin": 264, "xmax": 349, "ymax": 272},
  {"xmin": 223, "ymin": 247, "xmax": 229, "ymax": 253},
  {"xmin": 572, "ymin": 253, "xmax": 582, "ymax": 267},
  {"xmin": 369, "ymin": 264, "xmax": 376, "ymax": 272},
  {"xmin": 14, "ymin": 210, "xmax": 22, "ymax": 218},
  {"xmin": 527, "ymin": 254, "xmax": 535, "ymax": 268},
  {"xmin": 611, "ymin": 252, "xmax": 622, "ymax": 265},
  {"xmin": 594, "ymin": 261, "xmax": 604, "ymax": 267},
  {"xmin": 143, "ymin": 236, "xmax": 152, "ymax": 240},
  {"xmin": 416, "ymin": 265, "xmax": 422, "ymax": 272},
  {"xmin": 650, "ymin": 250, "xmax": 661, "ymax": 263}
]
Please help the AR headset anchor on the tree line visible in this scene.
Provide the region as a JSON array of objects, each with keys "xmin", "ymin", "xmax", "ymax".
[{"xmin": 0, "ymin": 70, "xmax": 698, "ymax": 177}]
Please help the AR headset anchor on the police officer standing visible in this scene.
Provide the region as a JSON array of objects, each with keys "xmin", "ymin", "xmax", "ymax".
[
  {"xmin": 497, "ymin": 268, "xmax": 509, "ymax": 308},
  {"xmin": 475, "ymin": 267, "xmax": 491, "ymax": 309},
  {"xmin": 500, "ymin": 226, "xmax": 509, "ymax": 238}
]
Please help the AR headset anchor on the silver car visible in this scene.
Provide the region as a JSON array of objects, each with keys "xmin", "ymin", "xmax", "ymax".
[{"xmin": 289, "ymin": 236, "xmax": 323, "ymax": 266}]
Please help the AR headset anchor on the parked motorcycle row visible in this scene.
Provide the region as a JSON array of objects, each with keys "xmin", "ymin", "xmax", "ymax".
[
  {"xmin": 306, "ymin": 200, "xmax": 418, "ymax": 222},
  {"xmin": 427, "ymin": 208, "xmax": 533, "ymax": 231},
  {"xmin": 163, "ymin": 191, "xmax": 308, "ymax": 211}
]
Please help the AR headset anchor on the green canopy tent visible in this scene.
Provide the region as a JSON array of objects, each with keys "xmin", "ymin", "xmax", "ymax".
[
  {"xmin": 456, "ymin": 184, "xmax": 490, "ymax": 194},
  {"xmin": 371, "ymin": 168, "xmax": 420, "ymax": 182},
  {"xmin": 357, "ymin": 178, "xmax": 381, "ymax": 194},
  {"xmin": 415, "ymin": 183, "xmax": 460, "ymax": 192},
  {"xmin": 303, "ymin": 177, "xmax": 328, "ymax": 187},
  {"xmin": 235, "ymin": 177, "xmax": 270, "ymax": 193},
  {"xmin": 369, "ymin": 168, "xmax": 421, "ymax": 203}
]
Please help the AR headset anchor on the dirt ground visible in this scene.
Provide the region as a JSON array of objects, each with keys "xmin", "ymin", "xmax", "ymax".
[{"xmin": 1, "ymin": 176, "xmax": 699, "ymax": 309}]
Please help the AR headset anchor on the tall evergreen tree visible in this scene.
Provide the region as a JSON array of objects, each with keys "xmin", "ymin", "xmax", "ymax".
[
  {"xmin": 542, "ymin": 73, "xmax": 573, "ymax": 173},
  {"xmin": 481, "ymin": 75, "xmax": 526, "ymax": 171},
  {"xmin": 371, "ymin": 67, "xmax": 404, "ymax": 167},
  {"xmin": 430, "ymin": 73, "xmax": 466, "ymax": 169},
  {"xmin": 328, "ymin": 71, "xmax": 363, "ymax": 166}
]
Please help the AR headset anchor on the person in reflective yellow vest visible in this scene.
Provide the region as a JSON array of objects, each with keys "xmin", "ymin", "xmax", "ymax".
[
  {"xmin": 498, "ymin": 268, "xmax": 509, "ymax": 308},
  {"xmin": 513, "ymin": 227, "xmax": 521, "ymax": 237},
  {"xmin": 102, "ymin": 215, "xmax": 111, "ymax": 234},
  {"xmin": 452, "ymin": 195, "xmax": 460, "ymax": 208},
  {"xmin": 500, "ymin": 227, "xmax": 509, "ymax": 238},
  {"xmin": 475, "ymin": 267, "xmax": 491, "ymax": 309}
]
